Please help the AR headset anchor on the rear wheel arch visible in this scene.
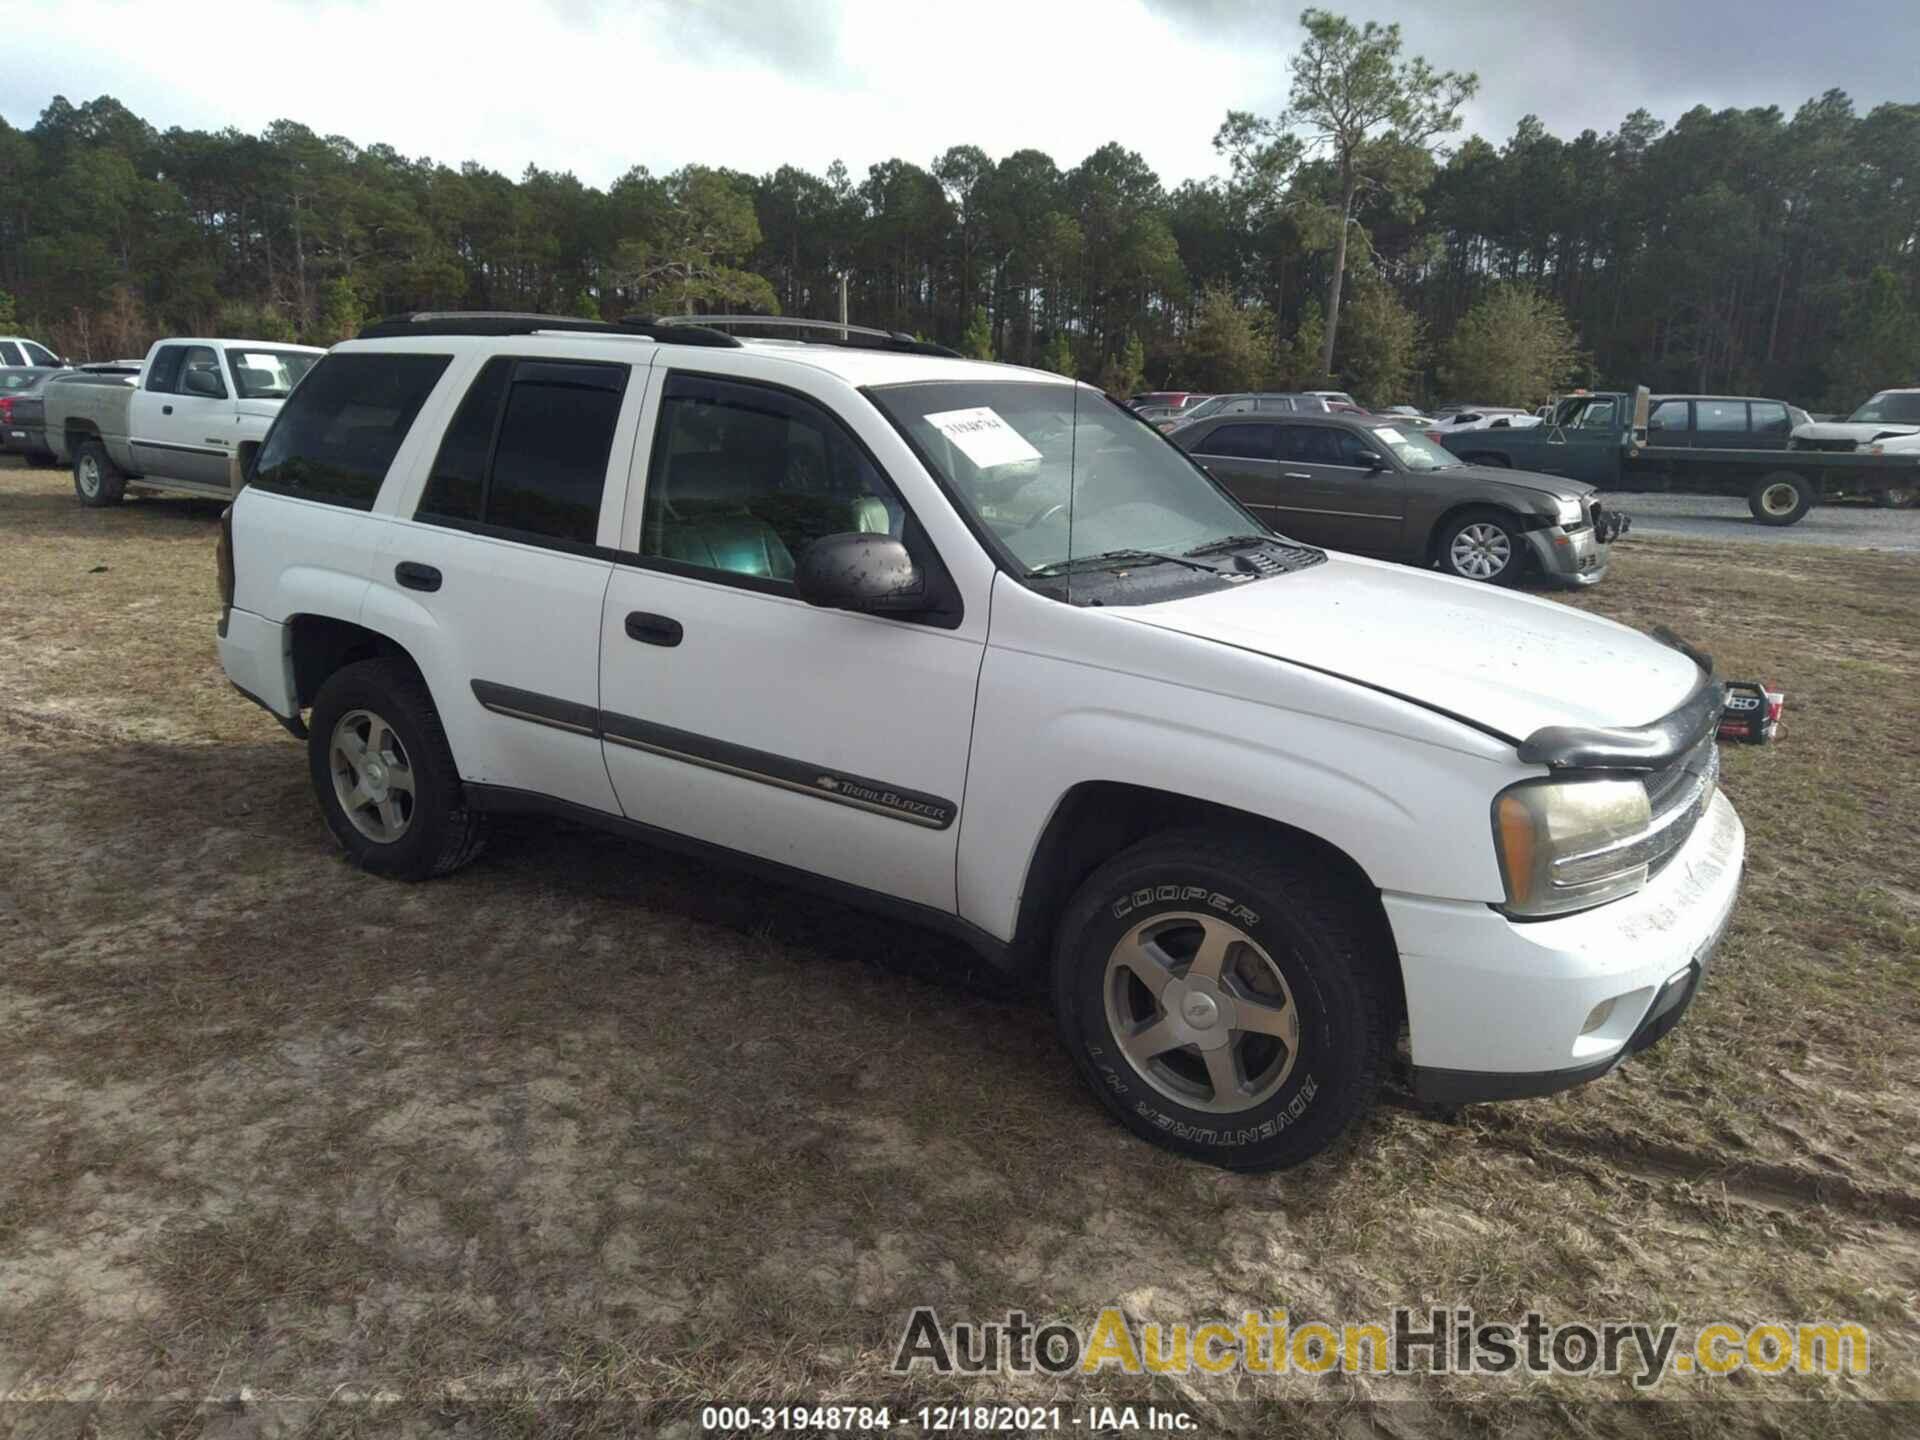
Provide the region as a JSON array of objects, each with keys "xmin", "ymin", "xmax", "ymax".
[
  {"xmin": 1009, "ymin": 781, "xmax": 1403, "ymax": 1014},
  {"xmin": 288, "ymin": 615, "xmax": 426, "ymax": 711}
]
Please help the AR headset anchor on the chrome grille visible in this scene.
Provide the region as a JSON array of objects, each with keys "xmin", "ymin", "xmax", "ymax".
[{"xmin": 1640, "ymin": 737, "xmax": 1718, "ymax": 879}]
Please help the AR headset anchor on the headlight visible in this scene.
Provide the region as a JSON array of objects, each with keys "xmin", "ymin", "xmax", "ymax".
[
  {"xmin": 1554, "ymin": 496, "xmax": 1584, "ymax": 526},
  {"xmin": 1493, "ymin": 777, "xmax": 1652, "ymax": 917}
]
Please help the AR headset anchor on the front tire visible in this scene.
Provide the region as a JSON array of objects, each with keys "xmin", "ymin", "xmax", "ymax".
[
  {"xmin": 1437, "ymin": 508, "xmax": 1526, "ymax": 585},
  {"xmin": 73, "ymin": 440, "xmax": 125, "ymax": 507},
  {"xmin": 307, "ymin": 658, "xmax": 486, "ymax": 880},
  {"xmin": 1749, "ymin": 471, "xmax": 1816, "ymax": 525},
  {"xmin": 1051, "ymin": 831, "xmax": 1392, "ymax": 1170}
]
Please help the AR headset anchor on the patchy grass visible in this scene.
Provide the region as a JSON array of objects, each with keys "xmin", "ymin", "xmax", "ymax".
[{"xmin": 1, "ymin": 457, "xmax": 1916, "ymax": 1435}]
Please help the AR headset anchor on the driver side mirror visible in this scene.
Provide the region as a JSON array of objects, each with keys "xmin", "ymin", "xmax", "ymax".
[
  {"xmin": 795, "ymin": 533, "xmax": 928, "ymax": 615},
  {"xmin": 1354, "ymin": 450, "xmax": 1384, "ymax": 470},
  {"xmin": 183, "ymin": 367, "xmax": 224, "ymax": 399}
]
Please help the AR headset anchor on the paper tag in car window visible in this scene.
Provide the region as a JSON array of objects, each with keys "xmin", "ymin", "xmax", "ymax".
[
  {"xmin": 925, "ymin": 407, "xmax": 1043, "ymax": 468},
  {"xmin": 1374, "ymin": 426, "xmax": 1407, "ymax": 444}
]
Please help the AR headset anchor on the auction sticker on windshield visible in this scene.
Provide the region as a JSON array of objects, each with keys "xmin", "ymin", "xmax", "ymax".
[
  {"xmin": 925, "ymin": 407, "xmax": 1043, "ymax": 469},
  {"xmin": 1374, "ymin": 427, "xmax": 1407, "ymax": 444}
]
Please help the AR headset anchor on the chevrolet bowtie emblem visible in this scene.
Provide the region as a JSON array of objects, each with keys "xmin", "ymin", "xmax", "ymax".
[{"xmin": 816, "ymin": 776, "xmax": 841, "ymax": 791}]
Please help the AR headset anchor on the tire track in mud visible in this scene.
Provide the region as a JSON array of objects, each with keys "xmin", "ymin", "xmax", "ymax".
[{"xmin": 1469, "ymin": 1117, "xmax": 1920, "ymax": 1226}]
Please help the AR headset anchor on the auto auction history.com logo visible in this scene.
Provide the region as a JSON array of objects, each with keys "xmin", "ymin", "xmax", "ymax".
[{"xmin": 892, "ymin": 1307, "xmax": 1869, "ymax": 1389}]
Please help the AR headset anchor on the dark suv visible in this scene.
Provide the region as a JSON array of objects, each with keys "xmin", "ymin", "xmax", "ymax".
[
  {"xmin": 1647, "ymin": 395, "xmax": 1810, "ymax": 450},
  {"xmin": 1172, "ymin": 411, "xmax": 1627, "ymax": 586}
]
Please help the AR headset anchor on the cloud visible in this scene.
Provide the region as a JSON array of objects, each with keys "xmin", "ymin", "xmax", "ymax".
[{"xmin": 0, "ymin": 0, "xmax": 1912, "ymax": 195}]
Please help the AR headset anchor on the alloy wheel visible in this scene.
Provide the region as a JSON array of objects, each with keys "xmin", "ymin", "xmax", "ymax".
[
  {"xmin": 1449, "ymin": 522, "xmax": 1512, "ymax": 580},
  {"xmin": 77, "ymin": 454, "xmax": 100, "ymax": 498},
  {"xmin": 1103, "ymin": 912, "xmax": 1301, "ymax": 1114},
  {"xmin": 329, "ymin": 708, "xmax": 416, "ymax": 843}
]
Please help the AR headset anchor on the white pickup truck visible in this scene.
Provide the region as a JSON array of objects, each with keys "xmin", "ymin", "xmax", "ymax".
[{"xmin": 46, "ymin": 336, "xmax": 323, "ymax": 506}]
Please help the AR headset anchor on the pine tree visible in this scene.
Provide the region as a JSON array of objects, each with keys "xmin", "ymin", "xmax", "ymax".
[
  {"xmin": 1040, "ymin": 331, "xmax": 1075, "ymax": 377},
  {"xmin": 1440, "ymin": 284, "xmax": 1583, "ymax": 406},
  {"xmin": 959, "ymin": 306, "xmax": 994, "ymax": 360},
  {"xmin": 315, "ymin": 276, "xmax": 365, "ymax": 345},
  {"xmin": 1098, "ymin": 330, "xmax": 1147, "ymax": 397},
  {"xmin": 1182, "ymin": 288, "xmax": 1273, "ymax": 393}
]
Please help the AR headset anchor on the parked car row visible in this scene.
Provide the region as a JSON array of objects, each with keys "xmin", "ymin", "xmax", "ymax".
[{"xmin": 1444, "ymin": 388, "xmax": 1920, "ymax": 523}]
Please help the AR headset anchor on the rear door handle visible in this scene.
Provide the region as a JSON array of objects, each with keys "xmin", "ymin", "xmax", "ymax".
[
  {"xmin": 624, "ymin": 611, "xmax": 683, "ymax": 647},
  {"xmin": 395, "ymin": 561, "xmax": 441, "ymax": 592},
  {"xmin": 1283, "ymin": 472, "xmax": 1312, "ymax": 480}
]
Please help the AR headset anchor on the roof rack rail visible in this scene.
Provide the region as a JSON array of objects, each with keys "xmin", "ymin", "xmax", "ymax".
[
  {"xmin": 674, "ymin": 314, "xmax": 962, "ymax": 359},
  {"xmin": 356, "ymin": 312, "xmax": 742, "ymax": 348}
]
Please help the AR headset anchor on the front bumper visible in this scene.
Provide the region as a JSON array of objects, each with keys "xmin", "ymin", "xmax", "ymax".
[
  {"xmin": 1388, "ymin": 787, "xmax": 1744, "ymax": 1104},
  {"xmin": 1527, "ymin": 520, "xmax": 1619, "ymax": 587}
]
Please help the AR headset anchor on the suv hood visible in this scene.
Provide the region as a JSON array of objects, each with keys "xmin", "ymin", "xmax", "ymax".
[
  {"xmin": 1793, "ymin": 420, "xmax": 1920, "ymax": 448},
  {"xmin": 1124, "ymin": 554, "xmax": 1700, "ymax": 742}
]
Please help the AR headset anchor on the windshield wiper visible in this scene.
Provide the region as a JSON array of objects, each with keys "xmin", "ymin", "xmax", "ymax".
[
  {"xmin": 1182, "ymin": 532, "xmax": 1276, "ymax": 557},
  {"xmin": 1028, "ymin": 547, "xmax": 1222, "ymax": 578}
]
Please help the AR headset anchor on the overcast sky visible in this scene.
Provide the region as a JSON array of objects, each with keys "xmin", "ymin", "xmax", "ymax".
[{"xmin": 3, "ymin": 0, "xmax": 1915, "ymax": 189}]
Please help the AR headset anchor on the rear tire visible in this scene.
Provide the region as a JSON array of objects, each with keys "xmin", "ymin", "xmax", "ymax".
[
  {"xmin": 1051, "ymin": 830, "xmax": 1391, "ymax": 1170},
  {"xmin": 73, "ymin": 440, "xmax": 125, "ymax": 507},
  {"xmin": 1749, "ymin": 471, "xmax": 1815, "ymax": 525},
  {"xmin": 1437, "ymin": 507, "xmax": 1526, "ymax": 585},
  {"xmin": 307, "ymin": 658, "xmax": 487, "ymax": 880}
]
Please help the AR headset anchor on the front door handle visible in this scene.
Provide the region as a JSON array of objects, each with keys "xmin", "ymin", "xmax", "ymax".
[
  {"xmin": 162, "ymin": 404, "xmax": 173, "ymax": 415},
  {"xmin": 625, "ymin": 611, "xmax": 683, "ymax": 647},
  {"xmin": 1283, "ymin": 472, "xmax": 1312, "ymax": 480},
  {"xmin": 395, "ymin": 561, "xmax": 441, "ymax": 592}
]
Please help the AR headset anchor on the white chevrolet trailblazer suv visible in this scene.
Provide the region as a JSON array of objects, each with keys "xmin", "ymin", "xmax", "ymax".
[{"xmin": 218, "ymin": 313, "xmax": 1745, "ymax": 1169}]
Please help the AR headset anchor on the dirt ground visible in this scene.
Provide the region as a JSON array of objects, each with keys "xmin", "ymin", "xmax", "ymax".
[{"xmin": 2, "ymin": 456, "xmax": 1917, "ymax": 1437}]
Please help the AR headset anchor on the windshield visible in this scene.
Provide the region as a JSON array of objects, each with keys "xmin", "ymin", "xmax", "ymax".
[
  {"xmin": 1368, "ymin": 423, "xmax": 1461, "ymax": 471},
  {"xmin": 871, "ymin": 380, "xmax": 1262, "ymax": 575},
  {"xmin": 227, "ymin": 348, "xmax": 320, "ymax": 400},
  {"xmin": 1848, "ymin": 391, "xmax": 1920, "ymax": 425}
]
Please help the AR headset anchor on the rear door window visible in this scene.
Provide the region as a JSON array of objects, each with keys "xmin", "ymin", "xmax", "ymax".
[
  {"xmin": 0, "ymin": 343, "xmax": 23, "ymax": 366},
  {"xmin": 416, "ymin": 357, "xmax": 628, "ymax": 548},
  {"xmin": 1276, "ymin": 425, "xmax": 1343, "ymax": 464},
  {"xmin": 1695, "ymin": 400, "xmax": 1747, "ymax": 433},
  {"xmin": 1193, "ymin": 423, "xmax": 1274, "ymax": 459},
  {"xmin": 251, "ymin": 352, "xmax": 453, "ymax": 510}
]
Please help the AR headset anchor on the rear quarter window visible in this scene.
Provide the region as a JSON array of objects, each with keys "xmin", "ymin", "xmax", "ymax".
[{"xmin": 251, "ymin": 353, "xmax": 452, "ymax": 510}]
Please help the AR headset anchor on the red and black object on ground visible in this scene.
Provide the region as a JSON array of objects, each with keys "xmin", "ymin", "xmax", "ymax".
[{"xmin": 1719, "ymin": 681, "xmax": 1784, "ymax": 744}]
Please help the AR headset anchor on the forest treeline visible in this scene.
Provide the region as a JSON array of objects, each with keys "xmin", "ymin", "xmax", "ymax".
[{"xmin": 1, "ymin": 83, "xmax": 1916, "ymax": 409}]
